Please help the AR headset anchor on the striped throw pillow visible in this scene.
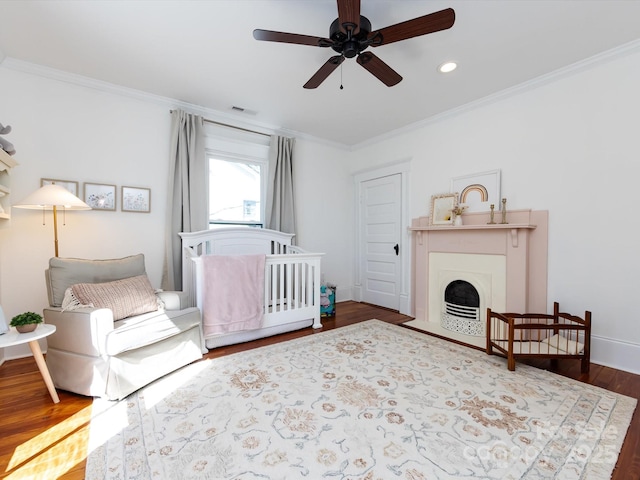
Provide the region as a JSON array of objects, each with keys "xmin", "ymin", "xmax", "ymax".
[{"xmin": 71, "ymin": 275, "xmax": 159, "ymax": 321}]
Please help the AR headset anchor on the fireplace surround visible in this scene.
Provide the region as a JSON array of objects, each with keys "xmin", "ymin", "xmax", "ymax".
[{"xmin": 408, "ymin": 210, "xmax": 548, "ymax": 347}]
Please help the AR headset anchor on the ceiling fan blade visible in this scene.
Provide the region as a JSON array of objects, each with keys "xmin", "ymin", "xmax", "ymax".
[
  {"xmin": 253, "ymin": 29, "xmax": 333, "ymax": 47},
  {"xmin": 356, "ymin": 52, "xmax": 402, "ymax": 87},
  {"xmin": 303, "ymin": 55, "xmax": 345, "ymax": 89},
  {"xmin": 369, "ymin": 8, "xmax": 455, "ymax": 46},
  {"xmin": 337, "ymin": 0, "xmax": 360, "ymax": 34}
]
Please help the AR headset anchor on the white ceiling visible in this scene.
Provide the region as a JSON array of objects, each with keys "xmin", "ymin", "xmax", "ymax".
[{"xmin": 1, "ymin": 1, "xmax": 639, "ymax": 147}]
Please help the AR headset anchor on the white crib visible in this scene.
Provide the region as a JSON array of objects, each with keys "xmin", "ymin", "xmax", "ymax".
[{"xmin": 179, "ymin": 228, "xmax": 323, "ymax": 349}]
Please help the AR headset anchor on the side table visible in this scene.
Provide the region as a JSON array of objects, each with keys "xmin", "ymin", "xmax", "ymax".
[{"xmin": 0, "ymin": 323, "xmax": 60, "ymax": 403}]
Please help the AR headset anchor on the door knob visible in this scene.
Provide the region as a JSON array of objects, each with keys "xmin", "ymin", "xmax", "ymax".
[{"xmin": 394, "ymin": 244, "xmax": 399, "ymax": 256}]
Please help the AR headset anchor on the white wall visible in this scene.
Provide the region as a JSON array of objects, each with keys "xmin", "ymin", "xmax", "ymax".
[
  {"xmin": 0, "ymin": 67, "xmax": 171, "ymax": 357},
  {"xmin": 348, "ymin": 46, "xmax": 640, "ymax": 374},
  {"xmin": 0, "ymin": 64, "xmax": 349, "ymax": 359},
  {"xmin": 294, "ymin": 139, "xmax": 353, "ymax": 300},
  {"xmin": 2, "ymin": 44, "xmax": 639, "ymax": 373}
]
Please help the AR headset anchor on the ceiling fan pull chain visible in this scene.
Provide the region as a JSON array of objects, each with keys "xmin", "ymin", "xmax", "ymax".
[{"xmin": 340, "ymin": 63, "xmax": 344, "ymax": 90}]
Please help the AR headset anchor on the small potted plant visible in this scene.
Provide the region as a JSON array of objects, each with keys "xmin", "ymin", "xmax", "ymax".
[{"xmin": 10, "ymin": 311, "xmax": 43, "ymax": 333}]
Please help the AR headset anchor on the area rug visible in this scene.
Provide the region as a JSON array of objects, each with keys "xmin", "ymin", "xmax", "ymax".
[{"xmin": 85, "ymin": 320, "xmax": 636, "ymax": 479}]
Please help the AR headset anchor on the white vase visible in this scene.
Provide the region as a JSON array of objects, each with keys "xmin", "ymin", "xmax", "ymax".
[{"xmin": 454, "ymin": 215, "xmax": 463, "ymax": 226}]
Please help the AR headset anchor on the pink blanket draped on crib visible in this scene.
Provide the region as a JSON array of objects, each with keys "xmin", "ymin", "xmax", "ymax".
[{"xmin": 201, "ymin": 254, "xmax": 266, "ymax": 335}]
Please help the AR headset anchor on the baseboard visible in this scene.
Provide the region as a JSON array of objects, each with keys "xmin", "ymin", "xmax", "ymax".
[
  {"xmin": 399, "ymin": 294, "xmax": 411, "ymax": 316},
  {"xmin": 590, "ymin": 335, "xmax": 640, "ymax": 375},
  {"xmin": 340, "ymin": 286, "xmax": 411, "ymax": 315},
  {"xmin": 2, "ymin": 342, "xmax": 43, "ymax": 361},
  {"xmin": 335, "ymin": 286, "xmax": 353, "ymax": 303}
]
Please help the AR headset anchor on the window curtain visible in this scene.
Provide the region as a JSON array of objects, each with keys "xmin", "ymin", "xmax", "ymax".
[
  {"xmin": 162, "ymin": 109, "xmax": 208, "ymax": 291},
  {"xmin": 265, "ymin": 135, "xmax": 296, "ymax": 236}
]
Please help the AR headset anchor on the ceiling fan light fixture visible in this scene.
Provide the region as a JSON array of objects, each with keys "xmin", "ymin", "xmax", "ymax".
[
  {"xmin": 254, "ymin": 3, "xmax": 456, "ymax": 88},
  {"xmin": 438, "ymin": 61, "xmax": 457, "ymax": 73}
]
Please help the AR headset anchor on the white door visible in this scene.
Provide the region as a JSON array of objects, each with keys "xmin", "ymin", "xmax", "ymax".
[{"xmin": 360, "ymin": 174, "xmax": 402, "ymax": 310}]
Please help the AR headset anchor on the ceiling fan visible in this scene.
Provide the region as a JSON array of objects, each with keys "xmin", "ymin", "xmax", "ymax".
[{"xmin": 253, "ymin": 0, "xmax": 455, "ymax": 89}]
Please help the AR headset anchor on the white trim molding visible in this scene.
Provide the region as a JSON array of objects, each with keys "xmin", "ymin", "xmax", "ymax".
[{"xmin": 590, "ymin": 335, "xmax": 640, "ymax": 375}]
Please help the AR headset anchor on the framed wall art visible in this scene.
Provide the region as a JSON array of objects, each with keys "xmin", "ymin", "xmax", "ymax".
[
  {"xmin": 121, "ymin": 186, "xmax": 151, "ymax": 213},
  {"xmin": 450, "ymin": 169, "xmax": 501, "ymax": 212},
  {"xmin": 429, "ymin": 193, "xmax": 458, "ymax": 225},
  {"xmin": 41, "ymin": 178, "xmax": 79, "ymax": 196},
  {"xmin": 84, "ymin": 182, "xmax": 116, "ymax": 211}
]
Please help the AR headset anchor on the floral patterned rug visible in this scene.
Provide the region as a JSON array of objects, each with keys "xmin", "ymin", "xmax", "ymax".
[{"xmin": 85, "ymin": 320, "xmax": 636, "ymax": 479}]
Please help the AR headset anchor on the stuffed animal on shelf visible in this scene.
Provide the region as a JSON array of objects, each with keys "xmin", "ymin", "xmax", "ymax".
[{"xmin": 0, "ymin": 123, "xmax": 16, "ymax": 155}]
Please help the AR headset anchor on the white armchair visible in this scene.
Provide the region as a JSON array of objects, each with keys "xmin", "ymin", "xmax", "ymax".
[{"xmin": 43, "ymin": 254, "xmax": 204, "ymax": 400}]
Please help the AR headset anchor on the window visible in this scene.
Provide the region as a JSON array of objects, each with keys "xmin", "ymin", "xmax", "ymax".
[
  {"xmin": 208, "ymin": 156, "xmax": 266, "ymax": 228},
  {"xmin": 204, "ymin": 121, "xmax": 270, "ymax": 229}
]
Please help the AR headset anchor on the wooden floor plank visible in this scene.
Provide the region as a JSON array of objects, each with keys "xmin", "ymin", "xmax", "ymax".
[{"xmin": 0, "ymin": 301, "xmax": 637, "ymax": 479}]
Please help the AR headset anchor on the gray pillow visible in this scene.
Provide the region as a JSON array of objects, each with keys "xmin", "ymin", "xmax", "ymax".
[{"xmin": 46, "ymin": 254, "xmax": 146, "ymax": 307}]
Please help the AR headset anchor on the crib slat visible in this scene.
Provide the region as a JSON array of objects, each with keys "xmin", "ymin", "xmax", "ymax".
[
  {"xmin": 287, "ymin": 261, "xmax": 292, "ymax": 310},
  {"xmin": 271, "ymin": 262, "xmax": 278, "ymax": 312},
  {"xmin": 291, "ymin": 262, "xmax": 298, "ymax": 309},
  {"xmin": 300, "ymin": 263, "xmax": 310, "ymax": 307},
  {"xmin": 264, "ymin": 263, "xmax": 270, "ymax": 314}
]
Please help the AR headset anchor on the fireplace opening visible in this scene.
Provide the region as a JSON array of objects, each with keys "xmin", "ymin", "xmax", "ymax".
[
  {"xmin": 444, "ymin": 280, "xmax": 480, "ymax": 319},
  {"xmin": 441, "ymin": 280, "xmax": 484, "ymax": 336}
]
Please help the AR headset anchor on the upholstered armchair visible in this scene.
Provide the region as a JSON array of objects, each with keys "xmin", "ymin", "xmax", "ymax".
[{"xmin": 43, "ymin": 254, "xmax": 204, "ymax": 400}]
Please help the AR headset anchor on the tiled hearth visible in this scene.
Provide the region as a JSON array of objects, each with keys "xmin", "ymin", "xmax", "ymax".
[{"xmin": 406, "ymin": 210, "xmax": 548, "ymax": 349}]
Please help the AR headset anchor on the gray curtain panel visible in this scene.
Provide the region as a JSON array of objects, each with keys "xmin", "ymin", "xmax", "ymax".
[
  {"xmin": 265, "ymin": 135, "xmax": 296, "ymax": 237},
  {"xmin": 162, "ymin": 110, "xmax": 207, "ymax": 291}
]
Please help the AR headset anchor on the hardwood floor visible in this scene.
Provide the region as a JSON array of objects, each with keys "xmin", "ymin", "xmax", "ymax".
[{"xmin": 1, "ymin": 301, "xmax": 638, "ymax": 479}]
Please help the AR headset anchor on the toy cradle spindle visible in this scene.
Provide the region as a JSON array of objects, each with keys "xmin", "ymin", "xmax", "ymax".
[{"xmin": 486, "ymin": 302, "xmax": 591, "ymax": 372}]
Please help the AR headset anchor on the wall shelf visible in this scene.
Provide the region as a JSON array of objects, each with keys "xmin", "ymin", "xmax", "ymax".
[{"xmin": 0, "ymin": 148, "xmax": 18, "ymax": 219}]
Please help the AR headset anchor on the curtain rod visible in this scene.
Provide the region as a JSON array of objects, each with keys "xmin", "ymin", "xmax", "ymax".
[{"xmin": 170, "ymin": 110, "xmax": 271, "ymax": 138}]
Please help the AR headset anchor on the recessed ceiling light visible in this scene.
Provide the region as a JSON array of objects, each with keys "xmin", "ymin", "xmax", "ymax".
[{"xmin": 438, "ymin": 61, "xmax": 457, "ymax": 73}]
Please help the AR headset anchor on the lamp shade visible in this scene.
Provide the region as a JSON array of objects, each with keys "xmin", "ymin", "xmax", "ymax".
[
  {"xmin": 13, "ymin": 184, "xmax": 91, "ymax": 257},
  {"xmin": 14, "ymin": 184, "xmax": 91, "ymax": 210}
]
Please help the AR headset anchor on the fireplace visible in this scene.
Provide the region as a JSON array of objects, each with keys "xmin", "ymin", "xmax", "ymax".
[
  {"xmin": 409, "ymin": 210, "xmax": 548, "ymax": 347},
  {"xmin": 444, "ymin": 280, "xmax": 482, "ymax": 335},
  {"xmin": 445, "ymin": 280, "xmax": 480, "ymax": 324},
  {"xmin": 429, "ymin": 252, "xmax": 506, "ymax": 337}
]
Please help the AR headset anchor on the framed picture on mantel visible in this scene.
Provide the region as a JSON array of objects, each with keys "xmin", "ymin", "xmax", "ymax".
[
  {"xmin": 429, "ymin": 193, "xmax": 457, "ymax": 225},
  {"xmin": 451, "ymin": 169, "xmax": 501, "ymax": 212}
]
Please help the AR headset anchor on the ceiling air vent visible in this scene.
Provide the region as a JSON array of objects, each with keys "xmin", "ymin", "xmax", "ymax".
[{"xmin": 231, "ymin": 106, "xmax": 258, "ymax": 115}]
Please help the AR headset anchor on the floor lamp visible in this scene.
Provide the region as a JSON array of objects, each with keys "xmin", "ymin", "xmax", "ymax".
[{"xmin": 14, "ymin": 184, "xmax": 91, "ymax": 257}]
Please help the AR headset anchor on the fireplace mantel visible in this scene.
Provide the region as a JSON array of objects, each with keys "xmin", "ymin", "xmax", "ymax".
[
  {"xmin": 410, "ymin": 223, "xmax": 537, "ymax": 248},
  {"xmin": 408, "ymin": 209, "xmax": 548, "ymax": 347}
]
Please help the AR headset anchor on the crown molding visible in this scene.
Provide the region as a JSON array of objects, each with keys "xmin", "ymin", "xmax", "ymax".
[
  {"xmin": 351, "ymin": 38, "xmax": 640, "ymax": 151},
  {"xmin": 1, "ymin": 57, "xmax": 277, "ymax": 133},
  {"xmin": 2, "ymin": 57, "xmax": 175, "ymax": 106},
  {"xmin": 0, "ymin": 58, "xmax": 347, "ymax": 150},
  {"xmin": 5, "ymin": 35, "xmax": 637, "ymax": 155},
  {"xmin": 0, "ymin": 57, "xmax": 347, "ymax": 150}
]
